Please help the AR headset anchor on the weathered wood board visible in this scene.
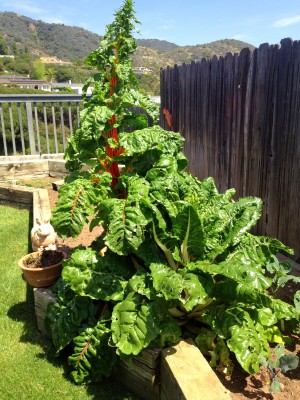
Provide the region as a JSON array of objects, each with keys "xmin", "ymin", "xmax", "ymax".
[
  {"xmin": 33, "ymin": 287, "xmax": 57, "ymax": 335},
  {"xmin": 0, "ymin": 184, "xmax": 35, "ymax": 206},
  {"xmin": 0, "ymin": 160, "xmax": 49, "ymax": 178},
  {"xmin": 161, "ymin": 339, "xmax": 232, "ymax": 400}
]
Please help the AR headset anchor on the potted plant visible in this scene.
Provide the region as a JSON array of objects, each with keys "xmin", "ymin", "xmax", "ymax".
[
  {"xmin": 46, "ymin": 0, "xmax": 300, "ymax": 387},
  {"xmin": 18, "ymin": 249, "xmax": 66, "ymax": 288}
]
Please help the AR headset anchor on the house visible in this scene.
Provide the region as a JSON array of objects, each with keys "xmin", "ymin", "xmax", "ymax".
[
  {"xmin": 133, "ymin": 66, "xmax": 153, "ymax": 74},
  {"xmin": 51, "ymin": 81, "xmax": 93, "ymax": 95},
  {"xmin": 0, "ymin": 75, "xmax": 52, "ymax": 91}
]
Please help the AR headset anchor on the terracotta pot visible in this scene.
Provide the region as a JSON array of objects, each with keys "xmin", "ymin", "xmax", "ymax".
[{"xmin": 18, "ymin": 250, "xmax": 67, "ymax": 288}]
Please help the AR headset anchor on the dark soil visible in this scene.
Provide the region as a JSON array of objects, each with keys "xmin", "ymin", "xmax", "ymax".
[{"xmin": 24, "ymin": 250, "xmax": 64, "ymax": 268}]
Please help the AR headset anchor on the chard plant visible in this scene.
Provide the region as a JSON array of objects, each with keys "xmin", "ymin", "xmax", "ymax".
[{"xmin": 47, "ymin": 0, "xmax": 300, "ymax": 384}]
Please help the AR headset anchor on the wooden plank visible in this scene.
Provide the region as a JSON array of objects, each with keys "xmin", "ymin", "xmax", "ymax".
[
  {"xmin": 48, "ymin": 160, "xmax": 68, "ymax": 176},
  {"xmin": 0, "ymin": 184, "xmax": 34, "ymax": 206},
  {"xmin": 33, "ymin": 287, "xmax": 57, "ymax": 335},
  {"xmin": 161, "ymin": 339, "xmax": 231, "ymax": 400},
  {"xmin": 33, "ymin": 189, "xmax": 51, "ymax": 223},
  {"xmin": 0, "ymin": 160, "xmax": 49, "ymax": 177},
  {"xmin": 113, "ymin": 350, "xmax": 160, "ymax": 400}
]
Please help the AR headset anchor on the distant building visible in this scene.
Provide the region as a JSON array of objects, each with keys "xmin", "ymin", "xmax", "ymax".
[
  {"xmin": 0, "ymin": 75, "xmax": 51, "ymax": 91},
  {"xmin": 133, "ymin": 66, "xmax": 153, "ymax": 74},
  {"xmin": 51, "ymin": 81, "xmax": 93, "ymax": 95}
]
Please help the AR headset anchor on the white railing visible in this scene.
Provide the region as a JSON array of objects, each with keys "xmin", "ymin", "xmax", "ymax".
[{"xmin": 0, "ymin": 94, "xmax": 83, "ymax": 156}]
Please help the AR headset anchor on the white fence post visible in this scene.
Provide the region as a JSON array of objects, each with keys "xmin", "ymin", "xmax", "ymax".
[{"xmin": 26, "ymin": 101, "xmax": 36, "ymax": 155}]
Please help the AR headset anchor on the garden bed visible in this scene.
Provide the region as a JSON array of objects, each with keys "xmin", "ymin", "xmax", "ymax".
[
  {"xmin": 46, "ymin": 178, "xmax": 300, "ymax": 400},
  {"xmin": 1, "ymin": 176, "xmax": 300, "ymax": 399}
]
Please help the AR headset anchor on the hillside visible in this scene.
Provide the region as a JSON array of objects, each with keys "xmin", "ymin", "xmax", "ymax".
[{"xmin": 0, "ymin": 12, "xmax": 255, "ymax": 68}]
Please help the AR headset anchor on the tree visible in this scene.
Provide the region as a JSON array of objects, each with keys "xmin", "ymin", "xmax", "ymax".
[
  {"xmin": 0, "ymin": 35, "xmax": 8, "ymax": 55},
  {"xmin": 31, "ymin": 60, "xmax": 46, "ymax": 80},
  {"xmin": 12, "ymin": 42, "xmax": 18, "ymax": 55}
]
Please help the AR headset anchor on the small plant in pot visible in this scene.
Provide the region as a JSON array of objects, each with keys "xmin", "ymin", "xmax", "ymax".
[{"xmin": 18, "ymin": 249, "xmax": 66, "ymax": 288}]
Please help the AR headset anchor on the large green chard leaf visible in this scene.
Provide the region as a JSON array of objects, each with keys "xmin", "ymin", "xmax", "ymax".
[
  {"xmin": 173, "ymin": 204, "xmax": 205, "ymax": 261},
  {"xmin": 210, "ymin": 281, "xmax": 299, "ymax": 322},
  {"xmin": 200, "ymin": 304, "xmax": 270, "ymax": 374},
  {"xmin": 271, "ymin": 298, "xmax": 299, "ymax": 321},
  {"xmin": 118, "ymin": 126, "xmax": 184, "ymax": 158},
  {"xmin": 150, "ymin": 263, "xmax": 184, "ymax": 300},
  {"xmin": 100, "ymin": 176, "xmax": 151, "ymax": 255},
  {"xmin": 179, "ymin": 267, "xmax": 214, "ymax": 311},
  {"xmin": 48, "ymin": 296, "xmax": 94, "ymax": 351},
  {"xmin": 62, "ymin": 248, "xmax": 133, "ymax": 301},
  {"xmin": 194, "ymin": 259, "xmax": 271, "ymax": 291},
  {"xmin": 127, "ymin": 270, "xmax": 156, "ymax": 300},
  {"xmin": 68, "ymin": 319, "xmax": 116, "ymax": 384},
  {"xmin": 219, "ymin": 234, "xmax": 293, "ymax": 266},
  {"xmin": 51, "ymin": 172, "xmax": 112, "ymax": 238},
  {"xmin": 200, "ymin": 197, "xmax": 263, "ymax": 260},
  {"xmin": 211, "ymin": 281, "xmax": 274, "ymax": 308},
  {"xmin": 148, "ymin": 298, "xmax": 182, "ymax": 348},
  {"xmin": 150, "ymin": 263, "xmax": 213, "ymax": 311},
  {"xmin": 227, "ymin": 321, "xmax": 270, "ymax": 374},
  {"xmin": 122, "ymin": 90, "xmax": 159, "ymax": 123},
  {"xmin": 111, "ymin": 292, "xmax": 160, "ymax": 355}
]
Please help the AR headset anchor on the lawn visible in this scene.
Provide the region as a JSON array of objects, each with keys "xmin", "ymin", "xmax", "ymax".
[{"xmin": 0, "ymin": 204, "xmax": 136, "ymax": 400}]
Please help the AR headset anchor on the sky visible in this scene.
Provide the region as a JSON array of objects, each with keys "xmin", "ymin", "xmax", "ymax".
[{"xmin": 0, "ymin": 0, "xmax": 299, "ymax": 47}]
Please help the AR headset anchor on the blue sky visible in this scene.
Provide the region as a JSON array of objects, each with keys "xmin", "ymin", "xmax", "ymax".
[{"xmin": 0, "ymin": 0, "xmax": 299, "ymax": 47}]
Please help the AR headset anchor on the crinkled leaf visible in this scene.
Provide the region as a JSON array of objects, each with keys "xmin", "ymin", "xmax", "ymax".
[
  {"xmin": 62, "ymin": 248, "xmax": 133, "ymax": 301},
  {"xmin": 102, "ymin": 176, "xmax": 151, "ymax": 255},
  {"xmin": 68, "ymin": 320, "xmax": 116, "ymax": 384},
  {"xmin": 199, "ymin": 259, "xmax": 271, "ymax": 291},
  {"xmin": 48, "ymin": 296, "xmax": 93, "ymax": 351},
  {"xmin": 173, "ymin": 204, "xmax": 205, "ymax": 261},
  {"xmin": 51, "ymin": 172, "xmax": 111, "ymax": 238},
  {"xmin": 111, "ymin": 292, "xmax": 160, "ymax": 355},
  {"xmin": 200, "ymin": 305, "xmax": 270, "ymax": 374},
  {"xmin": 227, "ymin": 317, "xmax": 270, "ymax": 374},
  {"xmin": 202, "ymin": 197, "xmax": 263, "ymax": 260},
  {"xmin": 148, "ymin": 298, "xmax": 181, "ymax": 348},
  {"xmin": 150, "ymin": 263, "xmax": 212, "ymax": 311},
  {"xmin": 119, "ymin": 126, "xmax": 184, "ymax": 158},
  {"xmin": 128, "ymin": 270, "xmax": 156, "ymax": 300},
  {"xmin": 178, "ymin": 268, "xmax": 214, "ymax": 311},
  {"xmin": 150, "ymin": 263, "xmax": 184, "ymax": 300},
  {"xmin": 211, "ymin": 281, "xmax": 273, "ymax": 308}
]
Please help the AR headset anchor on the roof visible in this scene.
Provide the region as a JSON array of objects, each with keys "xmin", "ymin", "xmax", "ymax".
[{"xmin": 0, "ymin": 75, "xmax": 51, "ymax": 86}]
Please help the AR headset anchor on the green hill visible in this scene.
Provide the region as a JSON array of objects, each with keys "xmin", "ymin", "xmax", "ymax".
[{"xmin": 0, "ymin": 12, "xmax": 255, "ymax": 66}]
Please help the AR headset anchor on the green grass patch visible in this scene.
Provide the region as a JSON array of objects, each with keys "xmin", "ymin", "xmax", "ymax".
[{"xmin": 0, "ymin": 204, "xmax": 137, "ymax": 400}]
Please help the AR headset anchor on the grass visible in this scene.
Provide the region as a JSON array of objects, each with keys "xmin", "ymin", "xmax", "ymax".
[{"xmin": 0, "ymin": 204, "xmax": 137, "ymax": 400}]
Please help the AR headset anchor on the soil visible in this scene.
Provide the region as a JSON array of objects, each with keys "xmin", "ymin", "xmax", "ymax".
[
  {"xmin": 24, "ymin": 250, "xmax": 64, "ymax": 268},
  {"xmin": 16, "ymin": 176, "xmax": 300, "ymax": 399}
]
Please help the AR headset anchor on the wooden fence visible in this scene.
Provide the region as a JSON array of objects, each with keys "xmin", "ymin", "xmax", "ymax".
[{"xmin": 160, "ymin": 38, "xmax": 300, "ymax": 261}]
